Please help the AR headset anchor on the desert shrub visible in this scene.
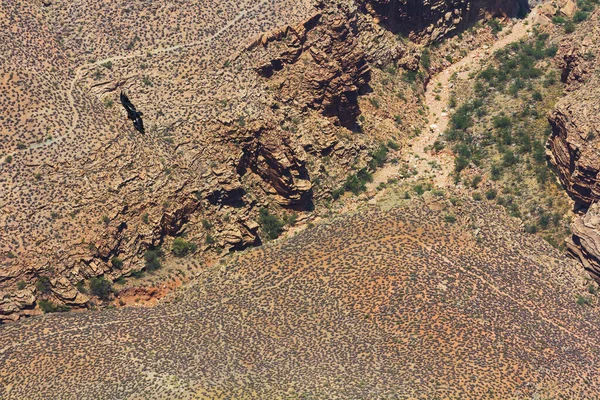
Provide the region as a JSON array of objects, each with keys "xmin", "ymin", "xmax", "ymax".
[
  {"xmin": 259, "ymin": 208, "xmax": 285, "ymax": 240},
  {"xmin": 35, "ymin": 276, "xmax": 51, "ymax": 294},
  {"xmin": 39, "ymin": 300, "xmax": 70, "ymax": 313},
  {"xmin": 143, "ymin": 249, "xmax": 162, "ymax": 271},
  {"xmin": 420, "ymin": 49, "xmax": 431, "ymax": 70},
  {"xmin": 485, "ymin": 189, "xmax": 498, "ymax": 200},
  {"xmin": 89, "ymin": 277, "xmax": 113, "ymax": 301},
  {"xmin": 16, "ymin": 280, "xmax": 26, "ymax": 290},
  {"xmin": 451, "ymin": 106, "xmax": 474, "ymax": 130},
  {"xmin": 284, "ymin": 213, "xmax": 298, "ymax": 226},
  {"xmin": 387, "ymin": 140, "xmax": 400, "ymax": 150},
  {"xmin": 525, "ymin": 224, "xmax": 538, "ymax": 234},
  {"xmin": 488, "ymin": 18, "xmax": 503, "ymax": 34},
  {"xmin": 368, "ymin": 144, "xmax": 389, "ymax": 170},
  {"xmin": 444, "ymin": 214, "xmax": 457, "ymax": 223},
  {"xmin": 76, "ymin": 281, "xmax": 87, "ymax": 294},
  {"xmin": 331, "ymin": 187, "xmax": 345, "ymax": 200},
  {"xmin": 564, "ymin": 21, "xmax": 576, "ymax": 33},
  {"xmin": 433, "ymin": 140, "xmax": 446, "ymax": 152},
  {"xmin": 111, "ymin": 257, "xmax": 123, "ymax": 269},
  {"xmin": 573, "ymin": 10, "xmax": 589, "ymax": 22},
  {"xmin": 493, "ymin": 115, "xmax": 512, "ymax": 129},
  {"xmin": 172, "ymin": 238, "xmax": 197, "ymax": 257},
  {"xmin": 402, "ymin": 70, "xmax": 418, "ymax": 83},
  {"xmin": 577, "ymin": 294, "xmax": 592, "ymax": 306}
]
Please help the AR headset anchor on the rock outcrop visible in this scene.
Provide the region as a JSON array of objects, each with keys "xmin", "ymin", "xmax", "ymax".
[
  {"xmin": 249, "ymin": 4, "xmax": 371, "ymax": 128},
  {"xmin": 236, "ymin": 123, "xmax": 313, "ymax": 207},
  {"xmin": 546, "ymin": 12, "xmax": 600, "ymax": 279},
  {"xmin": 357, "ymin": 0, "xmax": 526, "ymax": 41},
  {"xmin": 546, "ymin": 16, "xmax": 600, "ymax": 206},
  {"xmin": 568, "ymin": 203, "xmax": 600, "ymax": 281}
]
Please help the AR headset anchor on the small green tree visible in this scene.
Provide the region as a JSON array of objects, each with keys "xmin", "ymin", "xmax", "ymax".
[
  {"xmin": 35, "ymin": 276, "xmax": 51, "ymax": 294},
  {"xmin": 89, "ymin": 277, "xmax": 113, "ymax": 301},
  {"xmin": 143, "ymin": 249, "xmax": 162, "ymax": 271},
  {"xmin": 111, "ymin": 257, "xmax": 123, "ymax": 269},
  {"xmin": 172, "ymin": 238, "xmax": 197, "ymax": 257},
  {"xmin": 259, "ymin": 208, "xmax": 285, "ymax": 240}
]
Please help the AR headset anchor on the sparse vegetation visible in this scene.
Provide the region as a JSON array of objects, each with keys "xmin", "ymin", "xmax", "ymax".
[{"xmin": 443, "ymin": 31, "xmax": 570, "ymax": 248}]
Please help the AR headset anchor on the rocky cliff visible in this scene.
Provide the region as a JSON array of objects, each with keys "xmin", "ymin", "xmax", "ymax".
[
  {"xmin": 546, "ymin": 11, "xmax": 600, "ymax": 279},
  {"xmin": 357, "ymin": 0, "xmax": 526, "ymax": 41}
]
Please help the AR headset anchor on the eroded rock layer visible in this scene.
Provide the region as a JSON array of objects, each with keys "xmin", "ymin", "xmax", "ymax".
[{"xmin": 546, "ymin": 11, "xmax": 600, "ymax": 278}]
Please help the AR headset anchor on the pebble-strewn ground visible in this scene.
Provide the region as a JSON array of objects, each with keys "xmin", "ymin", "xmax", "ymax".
[{"xmin": 1, "ymin": 198, "xmax": 599, "ymax": 399}]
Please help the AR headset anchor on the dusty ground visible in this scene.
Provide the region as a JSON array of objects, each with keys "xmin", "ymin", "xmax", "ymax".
[{"xmin": 1, "ymin": 197, "xmax": 600, "ymax": 399}]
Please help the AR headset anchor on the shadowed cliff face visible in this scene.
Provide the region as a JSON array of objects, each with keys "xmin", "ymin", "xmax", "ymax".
[
  {"xmin": 250, "ymin": 5, "xmax": 372, "ymax": 129},
  {"xmin": 357, "ymin": 0, "xmax": 527, "ymax": 41}
]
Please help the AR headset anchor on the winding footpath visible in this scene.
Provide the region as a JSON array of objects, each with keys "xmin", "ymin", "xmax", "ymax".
[{"xmin": 372, "ymin": 8, "xmax": 540, "ymax": 191}]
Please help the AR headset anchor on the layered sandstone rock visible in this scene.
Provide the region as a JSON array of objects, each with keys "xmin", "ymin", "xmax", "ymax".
[
  {"xmin": 250, "ymin": 4, "xmax": 372, "ymax": 128},
  {"xmin": 546, "ymin": 16, "xmax": 600, "ymax": 206},
  {"xmin": 568, "ymin": 203, "xmax": 600, "ymax": 281},
  {"xmin": 546, "ymin": 12, "xmax": 600, "ymax": 278}
]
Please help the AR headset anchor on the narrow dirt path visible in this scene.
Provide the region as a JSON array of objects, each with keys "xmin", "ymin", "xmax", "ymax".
[
  {"xmin": 25, "ymin": 0, "xmax": 270, "ymax": 153},
  {"xmin": 370, "ymin": 8, "xmax": 539, "ymax": 192}
]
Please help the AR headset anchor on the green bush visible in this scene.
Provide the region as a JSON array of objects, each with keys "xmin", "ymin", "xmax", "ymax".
[
  {"xmin": 89, "ymin": 277, "xmax": 113, "ymax": 301},
  {"xmin": 143, "ymin": 249, "xmax": 162, "ymax": 271},
  {"xmin": 485, "ymin": 189, "xmax": 498, "ymax": 200},
  {"xmin": 444, "ymin": 214, "xmax": 457, "ymax": 223},
  {"xmin": 488, "ymin": 18, "xmax": 503, "ymax": 34},
  {"xmin": 368, "ymin": 144, "xmax": 389, "ymax": 170},
  {"xmin": 331, "ymin": 187, "xmax": 345, "ymax": 200},
  {"xmin": 387, "ymin": 140, "xmax": 400, "ymax": 150},
  {"xmin": 259, "ymin": 208, "xmax": 285, "ymax": 240},
  {"xmin": 577, "ymin": 294, "xmax": 592, "ymax": 306},
  {"xmin": 16, "ymin": 280, "xmax": 26, "ymax": 290},
  {"xmin": 171, "ymin": 238, "xmax": 197, "ymax": 257},
  {"xmin": 39, "ymin": 300, "xmax": 70, "ymax": 313},
  {"xmin": 111, "ymin": 257, "xmax": 123, "ymax": 270},
  {"xmin": 573, "ymin": 10, "xmax": 588, "ymax": 22},
  {"xmin": 413, "ymin": 184, "xmax": 425, "ymax": 196},
  {"xmin": 564, "ymin": 21, "xmax": 576, "ymax": 33},
  {"xmin": 420, "ymin": 49, "xmax": 431, "ymax": 70},
  {"xmin": 35, "ymin": 276, "xmax": 51, "ymax": 294},
  {"xmin": 76, "ymin": 281, "xmax": 87, "ymax": 294},
  {"xmin": 402, "ymin": 70, "xmax": 418, "ymax": 83}
]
